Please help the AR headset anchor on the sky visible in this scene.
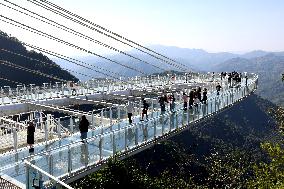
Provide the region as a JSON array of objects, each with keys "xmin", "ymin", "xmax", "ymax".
[{"xmin": 0, "ymin": 0, "xmax": 284, "ymax": 55}]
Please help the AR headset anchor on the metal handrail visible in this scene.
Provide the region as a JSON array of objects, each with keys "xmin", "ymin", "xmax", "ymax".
[{"xmin": 24, "ymin": 160, "xmax": 74, "ymax": 189}]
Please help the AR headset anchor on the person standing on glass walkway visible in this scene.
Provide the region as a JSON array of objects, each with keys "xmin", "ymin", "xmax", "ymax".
[
  {"xmin": 127, "ymin": 101, "xmax": 135, "ymax": 124},
  {"xmin": 216, "ymin": 83, "xmax": 222, "ymax": 95},
  {"xmin": 183, "ymin": 92, "xmax": 189, "ymax": 111},
  {"xmin": 141, "ymin": 99, "xmax": 149, "ymax": 121},
  {"xmin": 159, "ymin": 94, "xmax": 168, "ymax": 112},
  {"xmin": 27, "ymin": 121, "xmax": 35, "ymax": 153},
  {"xmin": 169, "ymin": 93, "xmax": 176, "ymax": 112},
  {"xmin": 245, "ymin": 75, "xmax": 248, "ymax": 86},
  {"xmin": 202, "ymin": 88, "xmax": 208, "ymax": 104},
  {"xmin": 79, "ymin": 115, "xmax": 89, "ymax": 143}
]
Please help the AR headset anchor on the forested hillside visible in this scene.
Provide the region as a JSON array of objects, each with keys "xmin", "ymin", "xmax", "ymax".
[
  {"xmin": 0, "ymin": 31, "xmax": 78, "ymax": 87},
  {"xmin": 212, "ymin": 54, "xmax": 284, "ymax": 106}
]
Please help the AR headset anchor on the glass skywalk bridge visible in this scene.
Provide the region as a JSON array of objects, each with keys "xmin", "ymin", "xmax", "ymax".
[{"xmin": 0, "ymin": 73, "xmax": 258, "ymax": 188}]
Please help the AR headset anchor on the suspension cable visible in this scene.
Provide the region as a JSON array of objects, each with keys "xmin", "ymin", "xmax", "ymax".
[
  {"xmin": 27, "ymin": 0, "xmax": 188, "ymax": 71},
  {"xmin": 0, "ymin": 32, "xmax": 127, "ymax": 80},
  {"xmin": 0, "ymin": 14, "xmax": 147, "ymax": 75},
  {"xmin": 37, "ymin": 0, "xmax": 189, "ymax": 70},
  {"xmin": 0, "ymin": 48, "xmax": 99, "ymax": 81},
  {"xmin": 0, "ymin": 76, "xmax": 24, "ymax": 85},
  {"xmin": 0, "ymin": 0, "xmax": 166, "ymax": 72},
  {"xmin": 0, "ymin": 32, "xmax": 130, "ymax": 83},
  {"xmin": 0, "ymin": 59, "xmax": 68, "ymax": 82}
]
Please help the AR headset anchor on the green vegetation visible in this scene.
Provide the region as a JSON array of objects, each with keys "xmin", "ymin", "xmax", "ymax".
[
  {"xmin": 0, "ymin": 30, "xmax": 78, "ymax": 87},
  {"xmin": 248, "ymin": 142, "xmax": 284, "ymax": 189},
  {"xmin": 247, "ymin": 107, "xmax": 284, "ymax": 188},
  {"xmin": 72, "ymin": 158, "xmax": 196, "ymax": 189}
]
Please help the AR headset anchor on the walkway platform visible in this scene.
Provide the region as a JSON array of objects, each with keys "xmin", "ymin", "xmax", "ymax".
[{"xmin": 0, "ymin": 73, "xmax": 258, "ymax": 188}]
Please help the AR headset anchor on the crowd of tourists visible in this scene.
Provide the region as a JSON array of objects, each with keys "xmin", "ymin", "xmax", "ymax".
[
  {"xmin": 26, "ymin": 72, "xmax": 249, "ymax": 153},
  {"xmin": 219, "ymin": 71, "xmax": 248, "ymax": 87}
]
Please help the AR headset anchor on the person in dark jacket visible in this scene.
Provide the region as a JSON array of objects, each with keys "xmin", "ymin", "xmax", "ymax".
[
  {"xmin": 197, "ymin": 87, "xmax": 202, "ymax": 101},
  {"xmin": 189, "ymin": 90, "xmax": 194, "ymax": 108},
  {"xmin": 79, "ymin": 115, "xmax": 89, "ymax": 142},
  {"xmin": 27, "ymin": 122, "xmax": 35, "ymax": 151},
  {"xmin": 159, "ymin": 95, "xmax": 168, "ymax": 112},
  {"xmin": 169, "ymin": 93, "xmax": 176, "ymax": 112},
  {"xmin": 216, "ymin": 83, "xmax": 222, "ymax": 95},
  {"xmin": 182, "ymin": 92, "xmax": 188, "ymax": 111},
  {"xmin": 202, "ymin": 88, "xmax": 208, "ymax": 104},
  {"xmin": 228, "ymin": 73, "xmax": 232, "ymax": 87},
  {"xmin": 141, "ymin": 99, "xmax": 149, "ymax": 121}
]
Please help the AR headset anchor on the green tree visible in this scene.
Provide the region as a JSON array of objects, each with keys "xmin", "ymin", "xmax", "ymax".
[
  {"xmin": 247, "ymin": 142, "xmax": 284, "ymax": 189},
  {"xmin": 248, "ymin": 107, "xmax": 284, "ymax": 189}
]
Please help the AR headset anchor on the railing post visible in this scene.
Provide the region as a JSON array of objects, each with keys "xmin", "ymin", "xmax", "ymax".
[
  {"xmin": 117, "ymin": 105, "xmax": 121, "ymax": 122},
  {"xmin": 68, "ymin": 146, "xmax": 72, "ymax": 174},
  {"xmin": 135, "ymin": 124, "xmax": 138, "ymax": 145},
  {"xmin": 69, "ymin": 116, "xmax": 74, "ymax": 134},
  {"xmin": 110, "ymin": 108, "xmax": 113, "ymax": 131},
  {"xmin": 112, "ymin": 131, "xmax": 116, "ymax": 156},
  {"xmin": 220, "ymin": 93, "xmax": 224, "ymax": 109},
  {"xmin": 210, "ymin": 98, "xmax": 213, "ymax": 114},
  {"xmin": 151, "ymin": 99, "xmax": 154, "ymax": 118},
  {"xmin": 57, "ymin": 118, "xmax": 61, "ymax": 138},
  {"xmin": 197, "ymin": 103, "xmax": 200, "ymax": 119},
  {"xmin": 232, "ymin": 89, "xmax": 234, "ymax": 103},
  {"xmin": 13, "ymin": 126, "xmax": 18, "ymax": 151},
  {"xmin": 187, "ymin": 104, "xmax": 190, "ymax": 124},
  {"xmin": 44, "ymin": 119, "xmax": 48, "ymax": 143},
  {"xmin": 201, "ymin": 103, "xmax": 205, "ymax": 118},
  {"xmin": 124, "ymin": 127, "xmax": 127, "ymax": 151},
  {"xmin": 154, "ymin": 118, "xmax": 157, "ymax": 138},
  {"xmin": 206, "ymin": 101, "xmax": 209, "ymax": 116},
  {"xmin": 214, "ymin": 97, "xmax": 217, "ymax": 112},
  {"xmin": 100, "ymin": 109, "xmax": 104, "ymax": 128},
  {"xmin": 26, "ymin": 162, "xmax": 30, "ymax": 189},
  {"xmin": 99, "ymin": 135, "xmax": 103, "ymax": 161},
  {"xmin": 161, "ymin": 115, "xmax": 165, "ymax": 135},
  {"xmin": 192, "ymin": 107, "xmax": 195, "ymax": 121},
  {"xmin": 1, "ymin": 94, "xmax": 4, "ymax": 105},
  {"xmin": 176, "ymin": 110, "xmax": 179, "ymax": 129},
  {"xmin": 226, "ymin": 92, "xmax": 229, "ymax": 106},
  {"xmin": 139, "ymin": 100, "xmax": 142, "ymax": 120},
  {"xmin": 48, "ymin": 154, "xmax": 53, "ymax": 176}
]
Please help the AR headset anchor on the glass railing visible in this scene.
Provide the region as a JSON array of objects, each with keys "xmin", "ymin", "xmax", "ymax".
[{"xmin": 17, "ymin": 74, "xmax": 258, "ymax": 188}]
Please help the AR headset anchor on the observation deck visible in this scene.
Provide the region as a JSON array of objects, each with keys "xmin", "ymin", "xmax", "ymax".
[{"xmin": 0, "ymin": 73, "xmax": 258, "ymax": 189}]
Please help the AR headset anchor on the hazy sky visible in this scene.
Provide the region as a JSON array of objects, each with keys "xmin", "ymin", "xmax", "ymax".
[{"xmin": 0, "ymin": 0, "xmax": 283, "ymax": 55}]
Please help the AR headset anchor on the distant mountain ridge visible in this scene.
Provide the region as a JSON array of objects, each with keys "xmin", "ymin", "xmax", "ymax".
[
  {"xmin": 57, "ymin": 45, "xmax": 284, "ymax": 80},
  {"xmin": 146, "ymin": 45, "xmax": 284, "ymax": 70},
  {"xmin": 56, "ymin": 45, "xmax": 283, "ymax": 106},
  {"xmin": 212, "ymin": 54, "xmax": 284, "ymax": 106}
]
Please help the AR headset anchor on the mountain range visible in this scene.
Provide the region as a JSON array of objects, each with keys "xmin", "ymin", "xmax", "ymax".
[
  {"xmin": 54, "ymin": 45, "xmax": 284, "ymax": 106},
  {"xmin": 0, "ymin": 31, "xmax": 282, "ymax": 106}
]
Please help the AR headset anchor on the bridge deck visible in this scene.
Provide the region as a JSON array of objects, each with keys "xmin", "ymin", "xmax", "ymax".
[{"xmin": 0, "ymin": 75, "xmax": 257, "ymax": 188}]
